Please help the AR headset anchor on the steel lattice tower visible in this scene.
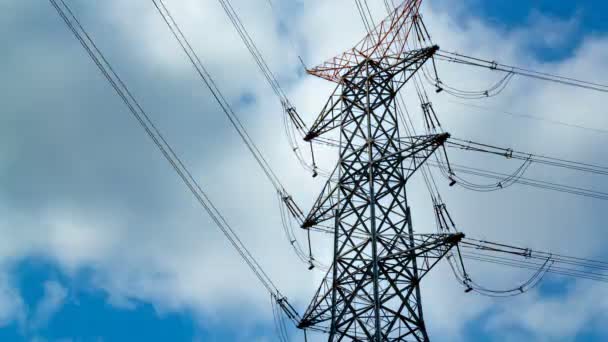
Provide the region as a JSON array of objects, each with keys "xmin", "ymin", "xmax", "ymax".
[{"xmin": 297, "ymin": 1, "xmax": 464, "ymax": 340}]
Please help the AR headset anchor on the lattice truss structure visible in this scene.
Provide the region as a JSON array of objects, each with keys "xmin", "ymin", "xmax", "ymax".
[
  {"xmin": 298, "ymin": 1, "xmax": 464, "ymax": 341},
  {"xmin": 308, "ymin": 0, "xmax": 423, "ymax": 83}
]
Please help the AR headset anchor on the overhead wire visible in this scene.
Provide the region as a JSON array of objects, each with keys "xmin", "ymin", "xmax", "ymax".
[
  {"xmin": 418, "ymin": 53, "xmax": 608, "ymax": 192},
  {"xmin": 383, "ymin": 5, "xmax": 608, "ymax": 197},
  {"xmin": 402, "ymin": 11, "xmax": 481, "ymax": 206},
  {"xmin": 446, "ymin": 100, "xmax": 608, "ymax": 137},
  {"xmin": 151, "ymin": 0, "xmax": 326, "ymax": 270},
  {"xmin": 436, "ymin": 156, "xmax": 533, "ymax": 192},
  {"xmin": 398, "ymin": 3, "xmax": 608, "ymax": 292},
  {"xmin": 263, "ymin": 0, "xmax": 308, "ymax": 71},
  {"xmin": 383, "ymin": 0, "xmax": 608, "ymax": 297},
  {"xmin": 429, "ymin": 160, "xmax": 608, "ymax": 200},
  {"xmin": 435, "ymin": 137, "xmax": 608, "ymax": 193},
  {"xmin": 404, "ymin": 14, "xmax": 518, "ymax": 100},
  {"xmin": 277, "ymin": 191, "xmax": 329, "ymax": 270},
  {"xmin": 375, "ymin": 0, "xmax": 463, "ymax": 245},
  {"xmin": 348, "ymin": 1, "xmax": 465, "ymax": 286},
  {"xmin": 444, "ymin": 237, "xmax": 608, "ymax": 297},
  {"xmin": 406, "ymin": 15, "xmax": 608, "ymax": 97},
  {"xmin": 462, "ymin": 238, "xmax": 608, "ymax": 270},
  {"xmin": 420, "ymin": 56, "xmax": 516, "ymax": 99},
  {"xmin": 378, "ymin": 0, "xmax": 608, "ymax": 299},
  {"xmin": 271, "ymin": 294, "xmax": 291, "ymax": 342},
  {"xmin": 447, "ymin": 249, "xmax": 554, "ymax": 298},
  {"xmin": 459, "ymin": 238, "xmax": 608, "ymax": 283},
  {"xmin": 405, "ymin": 10, "xmax": 608, "ymax": 296},
  {"xmin": 151, "ymin": 0, "xmax": 285, "ymax": 193},
  {"xmin": 447, "ymin": 137, "xmax": 608, "ymax": 176},
  {"xmin": 216, "ymin": 0, "xmax": 328, "ymax": 179},
  {"xmin": 433, "ymin": 50, "xmax": 608, "ymax": 94},
  {"xmin": 461, "ymin": 253, "xmax": 608, "ymax": 283},
  {"xmin": 47, "ymin": 0, "xmax": 290, "ymax": 302},
  {"xmin": 50, "ymin": 0, "xmax": 608, "ymax": 337}
]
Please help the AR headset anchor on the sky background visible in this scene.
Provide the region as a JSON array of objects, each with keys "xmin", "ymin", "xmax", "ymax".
[{"xmin": 2, "ymin": 0, "xmax": 608, "ymax": 341}]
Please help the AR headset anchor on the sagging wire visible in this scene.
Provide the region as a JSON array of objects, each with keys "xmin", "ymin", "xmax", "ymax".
[
  {"xmin": 432, "ymin": 194, "xmax": 558, "ymax": 298},
  {"xmin": 401, "ymin": 9, "xmax": 472, "ymax": 202},
  {"xmin": 369, "ymin": 2, "xmax": 448, "ymax": 212},
  {"xmin": 436, "ymin": 151, "xmax": 533, "ymax": 192},
  {"xmin": 411, "ymin": 56, "xmax": 531, "ymax": 193},
  {"xmin": 447, "ymin": 137, "xmax": 608, "ymax": 177},
  {"xmin": 271, "ymin": 292, "xmax": 306, "ymax": 342},
  {"xmin": 281, "ymin": 103, "xmax": 332, "ymax": 178},
  {"xmin": 439, "ymin": 230, "xmax": 555, "ymax": 297},
  {"xmin": 447, "ymin": 247, "xmax": 554, "ymax": 297},
  {"xmin": 408, "ymin": 15, "xmax": 518, "ymax": 100},
  {"xmin": 415, "ymin": 82, "xmax": 533, "ymax": 193},
  {"xmin": 277, "ymin": 192, "xmax": 329, "ymax": 271},
  {"xmin": 462, "ymin": 239, "xmax": 608, "ymax": 272},
  {"xmin": 217, "ymin": 0, "xmax": 334, "ymax": 178},
  {"xmin": 459, "ymin": 238, "xmax": 608, "ymax": 284},
  {"xmin": 390, "ymin": 6, "xmax": 457, "ymax": 228},
  {"xmin": 49, "ymin": 0, "xmax": 296, "ymax": 308},
  {"xmin": 429, "ymin": 161, "xmax": 608, "ymax": 201},
  {"xmin": 439, "ymin": 136, "xmax": 608, "ymax": 193},
  {"xmin": 403, "ymin": 7, "xmax": 608, "ymax": 200},
  {"xmin": 462, "ymin": 252, "xmax": 608, "ymax": 283},
  {"xmin": 435, "ymin": 50, "xmax": 608, "ymax": 94},
  {"xmin": 387, "ymin": 0, "xmax": 608, "ymax": 298},
  {"xmin": 426, "ymin": 61, "xmax": 516, "ymax": 99},
  {"xmin": 153, "ymin": 0, "xmax": 326, "ymax": 270}
]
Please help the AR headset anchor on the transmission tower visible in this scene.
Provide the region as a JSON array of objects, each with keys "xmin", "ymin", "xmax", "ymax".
[{"xmin": 297, "ymin": 1, "xmax": 463, "ymax": 340}]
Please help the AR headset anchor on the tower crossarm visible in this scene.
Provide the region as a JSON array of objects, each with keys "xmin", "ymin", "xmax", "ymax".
[
  {"xmin": 307, "ymin": 0, "xmax": 424, "ymax": 83},
  {"xmin": 304, "ymin": 46, "xmax": 438, "ymax": 142},
  {"xmin": 301, "ymin": 133, "xmax": 449, "ymax": 229},
  {"xmin": 297, "ymin": 232, "xmax": 464, "ymax": 331}
]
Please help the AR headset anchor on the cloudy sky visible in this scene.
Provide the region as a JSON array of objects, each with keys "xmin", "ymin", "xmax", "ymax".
[{"xmin": 2, "ymin": 0, "xmax": 608, "ymax": 341}]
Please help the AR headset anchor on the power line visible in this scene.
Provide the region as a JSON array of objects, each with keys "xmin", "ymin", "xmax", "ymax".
[
  {"xmin": 46, "ymin": 0, "xmax": 608, "ymax": 339},
  {"xmin": 295, "ymin": 1, "xmax": 465, "ymax": 338},
  {"xmin": 447, "ymin": 137, "xmax": 608, "ymax": 176},
  {"xmin": 446, "ymin": 100, "xmax": 608, "ymax": 136},
  {"xmin": 429, "ymin": 160, "xmax": 608, "ymax": 200},
  {"xmin": 379, "ymin": 0, "xmax": 608, "ymax": 302},
  {"xmin": 434, "ymin": 50, "xmax": 608, "ymax": 94},
  {"xmin": 375, "ymin": 0, "xmax": 446, "ymax": 209},
  {"xmin": 441, "ymin": 237, "xmax": 608, "ymax": 299},
  {"xmin": 459, "ymin": 238, "xmax": 608, "ymax": 283},
  {"xmin": 215, "ymin": 0, "xmax": 324, "ymax": 179},
  {"xmin": 405, "ymin": 15, "xmax": 608, "ymax": 97},
  {"xmin": 48, "ymin": 0, "xmax": 291, "ymax": 305},
  {"xmin": 151, "ymin": 0, "xmax": 324, "ymax": 269},
  {"xmin": 462, "ymin": 238, "xmax": 608, "ymax": 270},
  {"xmin": 151, "ymin": 0, "xmax": 286, "ymax": 194}
]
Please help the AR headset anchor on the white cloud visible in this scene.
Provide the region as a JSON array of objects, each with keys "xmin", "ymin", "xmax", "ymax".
[
  {"xmin": 0, "ymin": 271, "xmax": 25, "ymax": 328},
  {"xmin": 1, "ymin": 0, "xmax": 608, "ymax": 340},
  {"xmin": 30, "ymin": 281, "xmax": 68, "ymax": 330},
  {"xmin": 486, "ymin": 280, "xmax": 608, "ymax": 341}
]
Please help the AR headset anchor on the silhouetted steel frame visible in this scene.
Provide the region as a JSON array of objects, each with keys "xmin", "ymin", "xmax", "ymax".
[{"xmin": 299, "ymin": 46, "xmax": 461, "ymax": 341}]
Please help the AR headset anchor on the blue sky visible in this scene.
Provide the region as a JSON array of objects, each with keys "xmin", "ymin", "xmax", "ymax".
[
  {"xmin": 465, "ymin": 0, "xmax": 608, "ymax": 61},
  {"xmin": 2, "ymin": 0, "xmax": 608, "ymax": 341}
]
